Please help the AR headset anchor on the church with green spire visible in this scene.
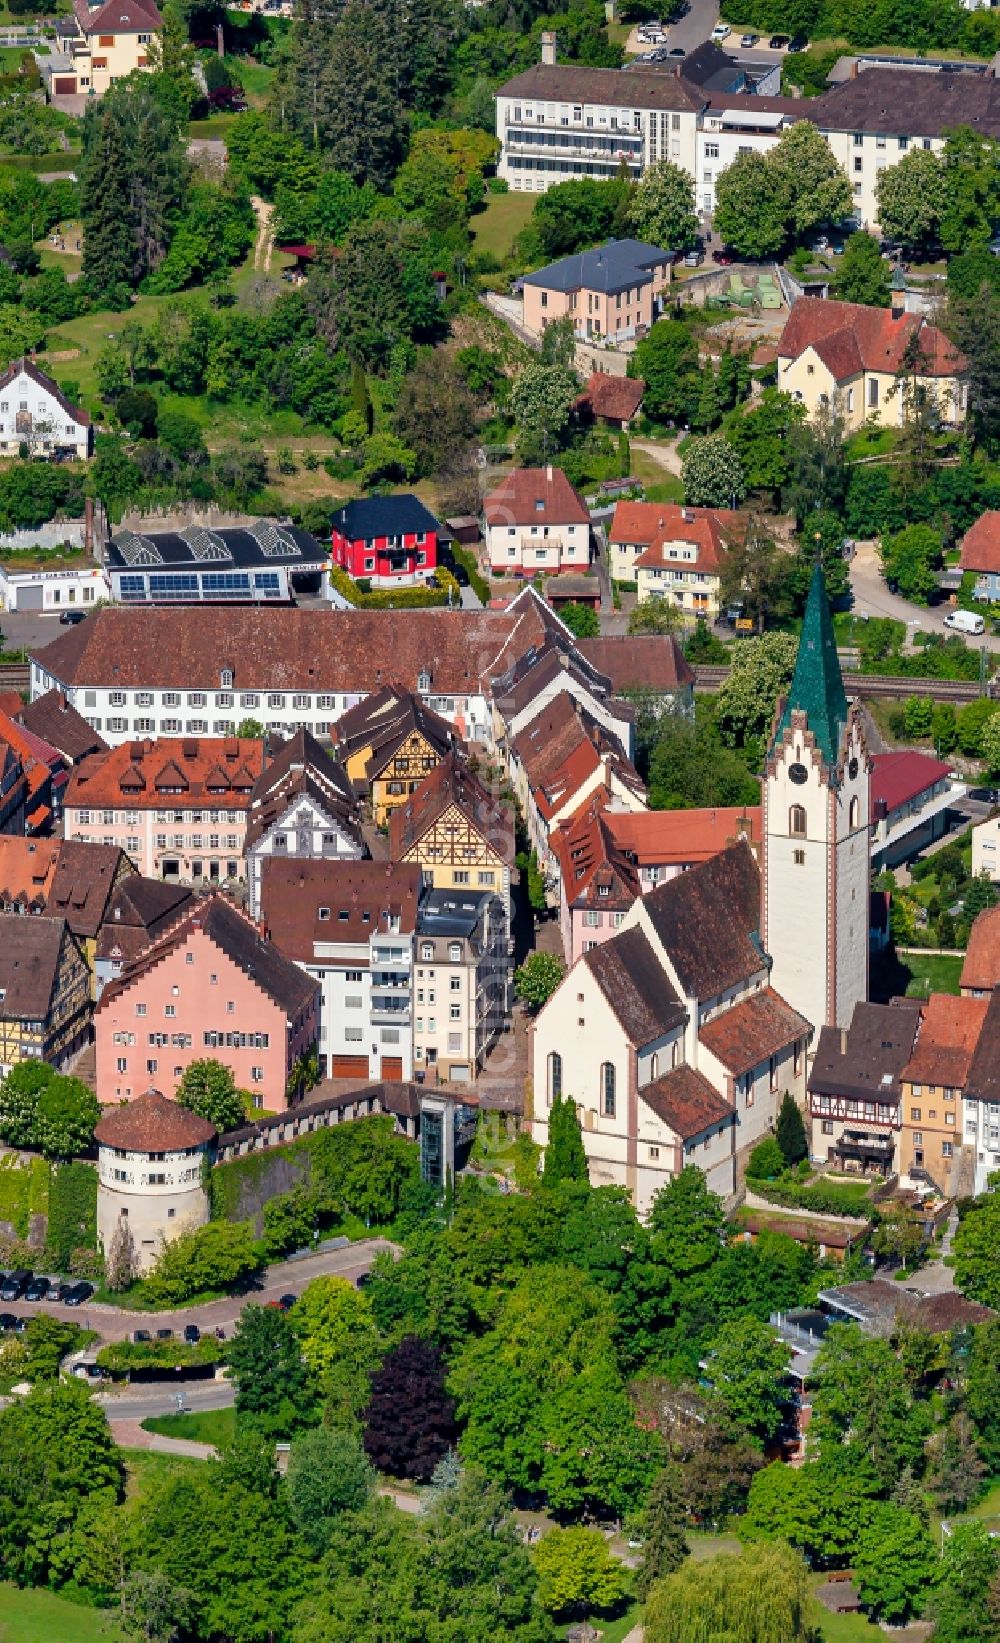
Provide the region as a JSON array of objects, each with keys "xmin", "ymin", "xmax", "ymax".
[{"xmin": 762, "ymin": 564, "xmax": 870, "ymax": 1037}]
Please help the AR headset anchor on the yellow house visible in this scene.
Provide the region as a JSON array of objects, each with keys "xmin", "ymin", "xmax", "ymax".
[
  {"xmin": 777, "ymin": 295, "xmax": 967, "ymax": 433},
  {"xmin": 332, "ymin": 685, "xmax": 458, "ymax": 829},
  {"xmin": 388, "ymin": 750, "xmax": 516, "ymax": 924},
  {"xmin": 45, "ymin": 0, "xmax": 163, "ymax": 98},
  {"xmin": 0, "ymin": 916, "xmax": 91, "ymax": 1074},
  {"xmin": 611, "ymin": 501, "xmax": 738, "ymax": 622}
]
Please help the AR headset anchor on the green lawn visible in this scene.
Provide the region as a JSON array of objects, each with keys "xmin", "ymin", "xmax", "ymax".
[
  {"xmin": 0, "ymin": 1584, "xmax": 124, "ymax": 1643},
  {"xmin": 187, "ymin": 112, "xmax": 240, "ymax": 140},
  {"xmin": 231, "ymin": 56, "xmax": 275, "ymax": 105},
  {"xmin": 122, "ymin": 1446, "xmax": 202, "ymax": 1500},
  {"xmin": 470, "ymin": 191, "xmax": 535, "ymax": 262},
  {"xmin": 141, "ymin": 1407, "xmax": 236, "ymax": 1447},
  {"xmin": 900, "ymin": 952, "xmax": 964, "ymax": 998},
  {"xmin": 644, "ymin": 477, "xmax": 685, "ymax": 504}
]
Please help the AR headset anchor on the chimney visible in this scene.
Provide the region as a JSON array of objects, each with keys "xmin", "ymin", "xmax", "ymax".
[
  {"xmin": 541, "ymin": 30, "xmax": 557, "ymax": 65},
  {"xmin": 546, "ymin": 463, "xmax": 553, "ymax": 481},
  {"xmin": 849, "ymin": 57, "xmax": 859, "ymax": 78}
]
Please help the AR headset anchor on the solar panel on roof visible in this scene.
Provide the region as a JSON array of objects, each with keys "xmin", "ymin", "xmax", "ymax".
[
  {"xmin": 116, "ymin": 529, "xmax": 162, "ymax": 567},
  {"xmin": 181, "ymin": 526, "xmax": 231, "ymax": 563}
]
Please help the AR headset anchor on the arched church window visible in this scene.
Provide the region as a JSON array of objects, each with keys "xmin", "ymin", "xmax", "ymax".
[
  {"xmin": 548, "ymin": 1052, "xmax": 562, "ymax": 1106},
  {"xmin": 789, "ymin": 805, "xmax": 806, "ymax": 837}
]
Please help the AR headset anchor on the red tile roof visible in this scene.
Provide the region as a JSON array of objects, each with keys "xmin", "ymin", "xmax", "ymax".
[
  {"xmin": 870, "ymin": 751, "xmax": 954, "ymax": 818},
  {"xmin": 484, "ymin": 466, "xmax": 590, "ymax": 528},
  {"xmin": 959, "ymin": 511, "xmax": 1000, "ymax": 576},
  {"xmin": 387, "ymin": 750, "xmax": 515, "ymax": 867},
  {"xmin": 611, "ymin": 501, "xmax": 740, "ymax": 576},
  {"xmin": 640, "ymin": 1064, "xmax": 735, "ymax": 1140},
  {"xmin": 65, "ymin": 736, "xmax": 265, "ymax": 814},
  {"xmin": 0, "ymin": 836, "xmax": 129, "ymax": 939},
  {"xmin": 261, "ymin": 859, "xmax": 423, "ymax": 959},
  {"xmin": 576, "ymin": 373, "xmax": 646, "ymax": 423},
  {"xmin": 577, "ymin": 636, "xmax": 695, "ymax": 693},
  {"xmin": 777, "ymin": 297, "xmax": 966, "ymax": 383},
  {"xmin": 698, "ymin": 986, "xmax": 810, "ymax": 1076},
  {"xmin": 551, "ymin": 797, "xmax": 640, "ymax": 910},
  {"xmin": 961, "ymin": 905, "xmax": 1000, "ymax": 995},
  {"xmin": 902, "ymin": 992, "xmax": 988, "ymax": 1088},
  {"xmin": 607, "ymin": 805, "xmax": 761, "ymax": 866},
  {"xmin": 74, "ymin": 0, "xmax": 162, "ymax": 34},
  {"xmin": 95, "ymin": 1089, "xmax": 214, "ymax": 1151}
]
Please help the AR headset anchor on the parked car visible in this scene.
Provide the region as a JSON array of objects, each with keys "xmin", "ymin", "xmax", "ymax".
[
  {"xmin": 740, "ymin": 32, "xmax": 758, "ymax": 45},
  {"xmin": 711, "ymin": 21, "xmax": 730, "ymax": 38},
  {"xmin": 452, "ymin": 564, "xmax": 470, "ymax": 587},
  {"xmin": 278, "ymin": 1294, "xmax": 297, "ymax": 1310},
  {"xmin": 769, "ymin": 33, "xmax": 789, "ymax": 46},
  {"xmin": 0, "ymin": 1313, "xmax": 16, "ymax": 1332},
  {"xmin": 63, "ymin": 1281, "xmax": 93, "ymax": 1307},
  {"xmin": 683, "ymin": 248, "xmax": 705, "ymax": 266},
  {"xmin": 1, "ymin": 1270, "xmax": 30, "ymax": 1302},
  {"xmin": 668, "ymin": 45, "xmax": 686, "ymax": 54},
  {"xmin": 712, "ymin": 246, "xmax": 737, "ymax": 265},
  {"xmin": 156, "ymin": 1327, "xmax": 174, "ymax": 1341},
  {"xmin": 183, "ymin": 1324, "xmax": 201, "ymax": 1344},
  {"xmin": 59, "ymin": 610, "xmax": 86, "ymax": 626},
  {"xmin": 810, "ymin": 235, "xmax": 830, "ymax": 253},
  {"xmin": 23, "ymin": 1277, "xmax": 50, "ymax": 1302},
  {"xmin": 11, "ymin": 1315, "xmax": 26, "ymax": 1333},
  {"xmin": 787, "ymin": 31, "xmax": 807, "ymax": 49},
  {"xmin": 133, "ymin": 1329, "xmax": 152, "ymax": 1343}
]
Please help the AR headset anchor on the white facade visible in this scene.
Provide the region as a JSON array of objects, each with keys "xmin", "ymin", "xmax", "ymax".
[
  {"xmin": 487, "ymin": 517, "xmax": 590, "ymax": 575},
  {"xmin": 496, "ymin": 85, "xmax": 699, "ymax": 194},
  {"xmin": 973, "ymin": 816, "xmax": 1000, "ymax": 883},
  {"xmin": 0, "ymin": 366, "xmax": 90, "ymax": 460},
  {"xmin": 818, "ymin": 124, "xmax": 941, "ymax": 234},
  {"xmin": 964, "ymin": 1095, "xmax": 1000, "ymax": 1196},
  {"xmin": 247, "ymin": 795, "xmax": 364, "ymax": 920},
  {"xmin": 97, "ymin": 1140, "xmax": 210, "ymax": 1274},
  {"xmin": 695, "ymin": 107, "xmax": 791, "ymax": 215},
  {"xmin": 0, "ymin": 563, "xmax": 107, "ymax": 614},
  {"xmin": 309, "ymin": 927, "xmax": 414, "ymax": 1081}
]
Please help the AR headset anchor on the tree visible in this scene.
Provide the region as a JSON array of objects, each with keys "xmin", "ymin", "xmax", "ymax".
[
  {"xmin": 644, "ymin": 1542, "xmax": 812, "ymax": 1643},
  {"xmin": 931, "ymin": 1520, "xmax": 1000, "ymax": 1643},
  {"xmin": 141, "ymin": 1219, "xmax": 264, "ymax": 1307},
  {"xmin": 876, "ymin": 146, "xmax": 946, "ymax": 255},
  {"xmin": 854, "ymin": 1502, "xmax": 938, "ymax": 1622},
  {"xmin": 227, "ymin": 1303, "xmax": 316, "ymax": 1437},
  {"xmin": 535, "ymin": 1525, "xmax": 629, "ymax": 1619},
  {"xmin": 631, "ymin": 319, "xmax": 700, "ymax": 425},
  {"xmin": 105, "ymin": 1216, "xmax": 138, "ymax": 1293},
  {"xmin": 291, "ymin": 1276, "xmax": 380, "ymax": 1424},
  {"xmin": 681, "ymin": 434, "xmax": 746, "ymax": 508},
  {"xmin": 939, "ymin": 126, "xmax": 1000, "ymax": 256},
  {"xmin": 982, "ymin": 714, "xmax": 1000, "ymax": 776},
  {"xmin": 628, "ymin": 599, "xmax": 683, "ymax": 635},
  {"xmin": 927, "ymin": 1413, "xmax": 986, "ymax": 1514},
  {"xmin": 636, "ymin": 1465, "xmax": 689, "ymax": 1600},
  {"xmin": 714, "ymin": 151, "xmax": 790, "ymax": 261},
  {"xmin": 393, "ymin": 351, "xmax": 477, "ymax": 482},
  {"xmin": 835, "ymin": 231, "xmax": 892, "ymax": 307},
  {"xmin": 628, "ymin": 160, "xmax": 698, "ymax": 252},
  {"xmin": 175, "ymin": 1059, "xmax": 244, "ymax": 1133},
  {"xmin": 531, "ymin": 175, "xmax": 632, "ymax": 259},
  {"xmin": 704, "ymin": 1317, "xmax": 792, "ymax": 1445},
  {"xmin": 880, "ymin": 522, "xmax": 942, "ymax": 604},
  {"xmin": 235, "ymin": 718, "xmax": 264, "ymax": 740},
  {"xmin": 647, "ymin": 1167, "xmax": 725, "ymax": 1279},
  {"xmin": 80, "ymin": 81, "xmax": 184, "ymax": 302},
  {"xmin": 514, "ymin": 950, "xmax": 565, "ymax": 1010},
  {"xmin": 0, "ymin": 1060, "xmax": 54, "ymax": 1148},
  {"xmin": 557, "ymin": 601, "xmax": 600, "ymax": 639},
  {"xmin": 509, "ymin": 364, "xmax": 579, "ymax": 460},
  {"xmin": 33, "ymin": 1076, "xmax": 100, "ymax": 1160},
  {"xmin": 543, "ymin": 1093, "xmax": 588, "ymax": 1188},
  {"xmin": 768, "ymin": 120, "xmax": 852, "ymax": 237},
  {"xmin": 748, "ymin": 1137, "xmax": 786, "ymax": 1180},
  {"xmin": 120, "ymin": 1570, "xmax": 196, "ymax": 1643},
  {"xmin": 286, "ymin": 1426, "xmax": 374, "ymax": 1555},
  {"xmin": 364, "ymin": 1334, "xmax": 456, "ymax": 1481},
  {"xmin": 717, "ymin": 516, "xmax": 789, "ymax": 633},
  {"xmin": 947, "ymin": 281, "xmax": 1000, "ymax": 454},
  {"xmin": 279, "ymin": 1, "xmax": 404, "ymax": 188},
  {"xmin": 144, "ymin": 0, "xmax": 197, "ymax": 125},
  {"xmin": 728, "ymin": 390, "xmax": 807, "ymax": 501},
  {"xmin": 954, "ymin": 1190, "xmax": 1000, "ymax": 1308},
  {"xmin": 809, "ymin": 1323, "xmax": 931, "ymax": 1487},
  {"xmin": 775, "ymin": 1092, "xmax": 808, "ymax": 1166},
  {"xmin": 715, "ymin": 631, "xmax": 798, "ymax": 748}
]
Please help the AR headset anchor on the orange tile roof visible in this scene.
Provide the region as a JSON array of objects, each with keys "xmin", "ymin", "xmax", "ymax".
[
  {"xmin": 610, "ymin": 501, "xmax": 741, "ymax": 576},
  {"xmin": 606, "ymin": 805, "xmax": 761, "ymax": 866},
  {"xmin": 902, "ymin": 992, "xmax": 988, "ymax": 1089},
  {"xmin": 551, "ymin": 797, "xmax": 639, "ymax": 909},
  {"xmin": 777, "ymin": 297, "xmax": 966, "ymax": 383},
  {"xmin": 65, "ymin": 736, "xmax": 265, "ymax": 814},
  {"xmin": 959, "ymin": 511, "xmax": 1000, "ymax": 577},
  {"xmin": 961, "ymin": 905, "xmax": 1000, "ymax": 995},
  {"xmin": 484, "ymin": 466, "xmax": 589, "ymax": 528},
  {"xmin": 576, "ymin": 373, "xmax": 645, "ymax": 422},
  {"xmin": 699, "ymin": 986, "xmax": 810, "ymax": 1076}
]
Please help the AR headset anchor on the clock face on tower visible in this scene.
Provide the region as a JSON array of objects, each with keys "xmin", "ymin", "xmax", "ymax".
[
  {"xmin": 788, "ymin": 763, "xmax": 808, "ymax": 785},
  {"xmin": 848, "ymin": 757, "xmax": 859, "ymax": 780}
]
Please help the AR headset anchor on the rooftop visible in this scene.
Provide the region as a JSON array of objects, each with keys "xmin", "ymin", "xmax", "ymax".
[
  {"xmin": 640, "ymin": 1063, "xmax": 735, "ymax": 1140},
  {"xmin": 483, "ymin": 465, "xmax": 590, "ymax": 527},
  {"xmin": 0, "ymin": 915, "xmax": 71, "ymax": 1020},
  {"xmin": 809, "ymin": 65, "xmax": 1000, "ymax": 139},
  {"xmin": 773, "ymin": 561, "xmax": 847, "ymax": 768},
  {"xmin": 964, "ymin": 986, "xmax": 1000, "ymax": 1105},
  {"xmin": 499, "ymin": 61, "xmax": 705, "ymax": 112},
  {"xmin": 699, "ymin": 986, "xmax": 810, "ymax": 1076},
  {"xmin": 65, "ymin": 736, "xmax": 264, "ymax": 813},
  {"xmin": 521, "ymin": 239, "xmax": 672, "ymax": 297},
  {"xmin": 95, "ymin": 1089, "xmax": 215, "ymax": 1151},
  {"xmin": 18, "ymin": 689, "xmax": 107, "ymax": 765},
  {"xmin": 577, "ymin": 634, "xmax": 695, "ymax": 694},
  {"xmin": 0, "ymin": 358, "xmax": 89, "ymax": 428},
  {"xmin": 417, "ymin": 887, "xmax": 496, "ymax": 939},
  {"xmin": 642, "ymin": 840, "xmax": 763, "ymax": 1001},
  {"xmin": 387, "ymin": 750, "xmax": 515, "ymax": 867},
  {"xmin": 902, "ymin": 991, "xmax": 989, "ymax": 1089},
  {"xmin": 0, "ymin": 837, "xmax": 130, "ymax": 939},
  {"xmin": 330, "ymin": 494, "xmax": 442, "ymax": 543},
  {"xmin": 106, "ymin": 521, "xmax": 326, "ymax": 575},
  {"xmin": 583, "ymin": 924, "xmax": 687, "ymax": 1045},
  {"xmin": 551, "ymin": 797, "xmax": 640, "ymax": 910},
  {"xmin": 261, "ymin": 859, "xmax": 423, "ymax": 958},
  {"xmin": 331, "ymin": 686, "xmax": 456, "ymax": 786},
  {"xmin": 958, "ymin": 511, "xmax": 1000, "ymax": 576},
  {"xmin": 961, "ymin": 904, "xmax": 1000, "ymax": 995},
  {"xmin": 808, "ymin": 999, "xmax": 921, "ymax": 1102},
  {"xmin": 777, "ymin": 296, "xmax": 965, "ymax": 383},
  {"xmin": 95, "ymin": 877, "xmax": 195, "ymax": 965},
  {"xmin": 575, "ymin": 373, "xmax": 646, "ymax": 423},
  {"xmin": 871, "ymin": 750, "xmax": 954, "ymax": 817},
  {"xmin": 606, "ymin": 804, "xmax": 760, "ymax": 866},
  {"xmin": 819, "ymin": 1278, "xmax": 994, "ymax": 1334}
]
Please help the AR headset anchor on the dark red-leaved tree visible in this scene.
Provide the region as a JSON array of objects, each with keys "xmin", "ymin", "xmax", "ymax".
[{"xmin": 362, "ymin": 1334, "xmax": 457, "ymax": 1482}]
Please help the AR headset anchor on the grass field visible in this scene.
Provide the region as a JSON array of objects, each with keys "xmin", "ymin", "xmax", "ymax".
[
  {"xmin": 122, "ymin": 1446, "xmax": 202, "ymax": 1500},
  {"xmin": 141, "ymin": 1407, "xmax": 236, "ymax": 1446},
  {"xmin": 900, "ymin": 952, "xmax": 964, "ymax": 998},
  {"xmin": 0, "ymin": 1585, "xmax": 124, "ymax": 1643},
  {"xmin": 470, "ymin": 191, "xmax": 535, "ymax": 262}
]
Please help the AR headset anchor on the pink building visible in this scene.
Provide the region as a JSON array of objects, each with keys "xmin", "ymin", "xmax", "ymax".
[
  {"xmin": 96, "ymin": 893, "xmax": 320, "ymax": 1112},
  {"xmin": 520, "ymin": 239, "xmax": 672, "ymax": 344},
  {"xmin": 551, "ymin": 797, "xmax": 640, "ymax": 966}
]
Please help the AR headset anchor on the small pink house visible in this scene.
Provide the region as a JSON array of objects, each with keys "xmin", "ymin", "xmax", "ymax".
[
  {"xmin": 551, "ymin": 797, "xmax": 640, "ymax": 966},
  {"xmin": 96, "ymin": 893, "xmax": 320, "ymax": 1113}
]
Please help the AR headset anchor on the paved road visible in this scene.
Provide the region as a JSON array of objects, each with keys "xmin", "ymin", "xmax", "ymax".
[
  {"xmin": 658, "ymin": 0, "xmax": 718, "ymax": 54},
  {"xmin": 6, "ymin": 1237, "xmax": 394, "ymax": 1345},
  {"xmin": 99, "ymin": 1379, "xmax": 235, "ymax": 1423},
  {"xmin": 1, "ymin": 608, "xmax": 74, "ymax": 657},
  {"xmin": 849, "ymin": 539, "xmax": 1000, "ymax": 654}
]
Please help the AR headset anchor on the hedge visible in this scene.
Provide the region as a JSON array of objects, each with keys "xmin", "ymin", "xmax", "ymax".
[
  {"xmin": 97, "ymin": 1336, "xmax": 226, "ymax": 1373},
  {"xmin": 0, "ymin": 1155, "xmax": 49, "ymax": 1239},
  {"xmin": 330, "ymin": 566, "xmax": 447, "ymax": 609},
  {"xmin": 450, "ymin": 542, "xmax": 489, "ymax": 605},
  {"xmin": 46, "ymin": 1161, "xmax": 97, "ymax": 1268}
]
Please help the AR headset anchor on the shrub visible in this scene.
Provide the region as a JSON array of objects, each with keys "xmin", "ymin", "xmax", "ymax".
[
  {"xmin": 97, "ymin": 1336, "xmax": 226, "ymax": 1373},
  {"xmin": 330, "ymin": 566, "xmax": 447, "ymax": 609},
  {"xmin": 46, "ymin": 1161, "xmax": 97, "ymax": 1268},
  {"xmin": 747, "ymin": 1138, "xmax": 785, "ymax": 1181},
  {"xmin": 140, "ymin": 1219, "xmax": 264, "ymax": 1307}
]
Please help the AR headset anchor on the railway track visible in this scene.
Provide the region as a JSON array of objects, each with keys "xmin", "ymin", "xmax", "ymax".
[
  {"xmin": 0, "ymin": 662, "xmax": 29, "ymax": 695},
  {"xmin": 693, "ymin": 665, "xmax": 985, "ymax": 704}
]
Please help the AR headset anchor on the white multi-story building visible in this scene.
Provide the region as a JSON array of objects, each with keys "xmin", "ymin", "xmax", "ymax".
[
  {"xmin": 414, "ymin": 889, "xmax": 508, "ymax": 1084},
  {"xmin": 260, "ymin": 858, "xmax": 423, "ymax": 1083},
  {"xmin": 0, "ymin": 359, "xmax": 90, "ymax": 460},
  {"xmin": 244, "ymin": 728, "xmax": 363, "ymax": 919}
]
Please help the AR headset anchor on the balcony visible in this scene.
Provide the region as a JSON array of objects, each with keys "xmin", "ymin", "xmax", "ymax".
[
  {"xmin": 371, "ymin": 997, "xmax": 411, "ymax": 1024},
  {"xmin": 503, "ymin": 127, "xmax": 643, "ymax": 163}
]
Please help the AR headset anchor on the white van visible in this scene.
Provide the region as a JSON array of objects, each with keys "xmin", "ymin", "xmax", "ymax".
[
  {"xmin": 943, "ymin": 609, "xmax": 986, "ymax": 636},
  {"xmin": 711, "ymin": 22, "xmax": 731, "ymax": 38}
]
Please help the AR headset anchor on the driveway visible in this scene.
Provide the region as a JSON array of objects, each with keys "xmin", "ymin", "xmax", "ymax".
[
  {"xmin": 661, "ymin": 0, "xmax": 719, "ymax": 54},
  {"xmin": 849, "ymin": 539, "xmax": 1000, "ymax": 654},
  {"xmin": 6, "ymin": 1237, "xmax": 395, "ymax": 1345}
]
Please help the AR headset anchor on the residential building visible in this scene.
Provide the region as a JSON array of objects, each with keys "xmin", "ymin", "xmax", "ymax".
[
  {"xmin": 332, "ymin": 687, "xmax": 457, "ymax": 828},
  {"xmin": 42, "ymin": 0, "xmax": 162, "ymax": 98},
  {"xmin": 260, "ymin": 859, "xmax": 422, "ymax": 1081},
  {"xmin": 776, "ymin": 297, "xmax": 967, "ymax": 430},
  {"xmin": 484, "ymin": 466, "xmax": 591, "ymax": 577},
  {"xmin": 64, "ymin": 735, "xmax": 265, "ymax": 884},
  {"xmin": 30, "ymin": 602, "xmax": 556, "ymax": 748},
  {"xmin": 520, "ymin": 240, "xmax": 672, "ymax": 343},
  {"xmin": 496, "ymin": 57, "xmax": 703, "ymax": 194},
  {"xmin": 898, "ymin": 991, "xmax": 987, "ymax": 1193},
  {"xmin": 574, "ymin": 372, "xmax": 645, "ymax": 430},
  {"xmin": 17, "ymin": 689, "xmax": 107, "ymax": 769},
  {"xmin": 606, "ymin": 805, "xmax": 761, "ymax": 893},
  {"xmin": 817, "ymin": 1278, "xmax": 993, "ymax": 1337},
  {"xmin": 694, "ymin": 93, "xmax": 802, "ymax": 215},
  {"xmin": 0, "ymin": 836, "xmax": 133, "ymax": 987},
  {"xmin": 387, "ymin": 751, "xmax": 516, "ymax": 924},
  {"xmin": 962, "ymin": 986, "xmax": 1000, "ymax": 1196},
  {"xmin": 958, "ymin": 511, "xmax": 1000, "ymax": 603},
  {"xmin": 577, "ymin": 635, "xmax": 695, "ymax": 718},
  {"xmin": 0, "ymin": 359, "xmax": 90, "ymax": 460},
  {"xmin": 960, "ymin": 904, "xmax": 1000, "ymax": 997},
  {"xmin": 490, "ymin": 633, "xmax": 634, "ymax": 761},
  {"xmin": 414, "ymin": 888, "xmax": 508, "ymax": 1083},
  {"xmin": 608, "ymin": 501, "xmax": 740, "ymax": 621},
  {"xmin": 106, "ymin": 521, "xmax": 327, "ymax": 605},
  {"xmin": 0, "ymin": 915, "xmax": 91, "ymax": 1075},
  {"xmin": 0, "ymin": 721, "xmax": 39, "ymax": 837},
  {"xmin": 532, "ymin": 841, "xmax": 811, "ymax": 1208},
  {"xmin": 329, "ymin": 495, "xmax": 442, "ymax": 589},
  {"xmin": 245, "ymin": 728, "xmax": 363, "ymax": 920},
  {"xmin": 807, "ymin": 999, "xmax": 921, "ymax": 1172},
  {"xmin": 763, "ymin": 563, "xmax": 871, "ymax": 1036},
  {"xmin": 869, "ymin": 751, "xmax": 965, "ymax": 869},
  {"xmin": 95, "ymin": 1091, "xmax": 214, "ymax": 1275},
  {"xmin": 551, "ymin": 797, "xmax": 639, "ymax": 966},
  {"xmin": 96, "ymin": 893, "xmax": 320, "ymax": 1111},
  {"xmin": 94, "ymin": 878, "xmax": 195, "ymax": 998}
]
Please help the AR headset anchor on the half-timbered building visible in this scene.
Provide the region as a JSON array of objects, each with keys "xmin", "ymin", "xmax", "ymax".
[
  {"xmin": 331, "ymin": 686, "xmax": 458, "ymax": 828},
  {"xmin": 387, "ymin": 751, "xmax": 516, "ymax": 925}
]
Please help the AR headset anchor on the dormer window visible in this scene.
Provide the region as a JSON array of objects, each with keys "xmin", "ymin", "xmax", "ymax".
[
  {"xmin": 417, "ymin": 669, "xmax": 431, "ymax": 693},
  {"xmin": 220, "ymin": 669, "xmax": 233, "ymax": 689}
]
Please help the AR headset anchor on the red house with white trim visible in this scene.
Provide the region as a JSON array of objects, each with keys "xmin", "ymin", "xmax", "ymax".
[{"xmin": 330, "ymin": 495, "xmax": 442, "ymax": 589}]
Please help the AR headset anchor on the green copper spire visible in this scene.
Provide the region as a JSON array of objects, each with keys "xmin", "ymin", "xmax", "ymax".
[{"xmin": 775, "ymin": 561, "xmax": 848, "ymax": 766}]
